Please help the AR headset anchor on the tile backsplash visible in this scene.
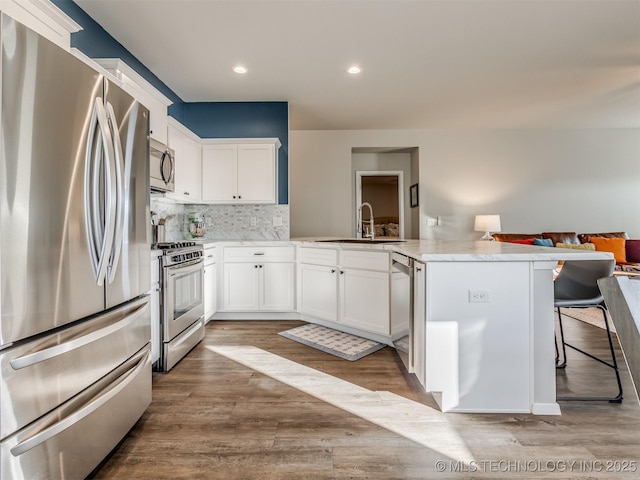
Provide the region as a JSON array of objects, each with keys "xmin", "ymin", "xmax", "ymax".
[{"xmin": 150, "ymin": 199, "xmax": 289, "ymax": 241}]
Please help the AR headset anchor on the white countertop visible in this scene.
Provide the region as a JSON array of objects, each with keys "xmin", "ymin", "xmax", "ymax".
[
  {"xmin": 293, "ymin": 237, "xmax": 613, "ymax": 262},
  {"xmin": 177, "ymin": 237, "xmax": 614, "ymax": 263}
]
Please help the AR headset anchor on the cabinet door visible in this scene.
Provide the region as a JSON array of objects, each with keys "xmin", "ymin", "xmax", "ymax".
[
  {"xmin": 169, "ymin": 125, "xmax": 201, "ymax": 201},
  {"xmin": 237, "ymin": 144, "xmax": 276, "ymax": 203},
  {"xmin": 340, "ymin": 269, "xmax": 390, "ymax": 335},
  {"xmin": 261, "ymin": 263, "xmax": 294, "ymax": 311},
  {"xmin": 202, "ymin": 145, "xmax": 238, "ymax": 202},
  {"xmin": 298, "ymin": 263, "xmax": 338, "ymax": 321},
  {"xmin": 203, "ymin": 262, "xmax": 217, "ymax": 322},
  {"xmin": 223, "ymin": 263, "xmax": 259, "ymax": 310},
  {"xmin": 181, "ymin": 135, "xmax": 202, "ymax": 200}
]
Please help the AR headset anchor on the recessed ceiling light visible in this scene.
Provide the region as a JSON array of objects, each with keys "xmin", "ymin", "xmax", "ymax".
[
  {"xmin": 347, "ymin": 65, "xmax": 362, "ymax": 75},
  {"xmin": 233, "ymin": 65, "xmax": 248, "ymax": 74}
]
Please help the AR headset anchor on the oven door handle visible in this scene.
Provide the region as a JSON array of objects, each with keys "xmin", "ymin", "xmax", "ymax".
[{"xmin": 167, "ymin": 258, "xmax": 203, "ymax": 276}]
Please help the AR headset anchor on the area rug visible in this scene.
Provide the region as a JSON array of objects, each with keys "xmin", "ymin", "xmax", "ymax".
[
  {"xmin": 559, "ymin": 307, "xmax": 616, "ymax": 334},
  {"xmin": 279, "ymin": 324, "xmax": 386, "ymax": 361}
]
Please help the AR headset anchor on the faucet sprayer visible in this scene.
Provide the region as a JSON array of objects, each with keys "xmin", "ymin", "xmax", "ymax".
[{"xmin": 357, "ymin": 202, "xmax": 375, "ymax": 240}]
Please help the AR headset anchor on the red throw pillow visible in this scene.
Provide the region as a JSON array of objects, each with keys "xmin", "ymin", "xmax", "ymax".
[
  {"xmin": 625, "ymin": 239, "xmax": 640, "ymax": 263},
  {"xmin": 509, "ymin": 238, "xmax": 535, "ymax": 245}
]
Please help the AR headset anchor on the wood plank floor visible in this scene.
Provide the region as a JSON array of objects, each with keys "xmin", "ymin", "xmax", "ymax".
[{"xmin": 90, "ymin": 318, "xmax": 640, "ymax": 479}]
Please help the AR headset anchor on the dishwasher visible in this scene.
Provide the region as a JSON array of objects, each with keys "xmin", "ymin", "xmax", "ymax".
[{"xmin": 391, "ymin": 252, "xmax": 413, "ymax": 372}]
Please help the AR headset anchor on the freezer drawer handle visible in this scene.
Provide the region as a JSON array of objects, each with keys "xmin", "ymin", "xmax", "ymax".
[
  {"xmin": 10, "ymin": 302, "xmax": 149, "ymax": 370},
  {"xmin": 10, "ymin": 348, "xmax": 149, "ymax": 457}
]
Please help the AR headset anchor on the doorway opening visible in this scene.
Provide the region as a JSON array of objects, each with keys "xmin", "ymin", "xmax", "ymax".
[{"xmin": 355, "ymin": 171, "xmax": 404, "ymax": 239}]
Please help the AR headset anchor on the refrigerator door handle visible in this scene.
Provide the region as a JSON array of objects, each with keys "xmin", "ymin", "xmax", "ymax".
[
  {"xmin": 85, "ymin": 97, "xmax": 118, "ymax": 286},
  {"xmin": 9, "ymin": 301, "xmax": 149, "ymax": 370},
  {"xmin": 105, "ymin": 101, "xmax": 125, "ymax": 284},
  {"xmin": 84, "ymin": 99, "xmax": 102, "ymax": 281},
  {"xmin": 9, "ymin": 347, "xmax": 150, "ymax": 457}
]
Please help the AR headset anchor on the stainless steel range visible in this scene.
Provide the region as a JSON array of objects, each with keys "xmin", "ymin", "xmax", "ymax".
[{"xmin": 154, "ymin": 241, "xmax": 205, "ymax": 372}]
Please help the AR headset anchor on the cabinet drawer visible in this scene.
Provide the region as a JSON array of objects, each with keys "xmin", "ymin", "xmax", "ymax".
[
  {"xmin": 298, "ymin": 247, "xmax": 338, "ymax": 267},
  {"xmin": 341, "ymin": 249, "xmax": 390, "ymax": 271},
  {"xmin": 223, "ymin": 245, "xmax": 295, "ymax": 262},
  {"xmin": 204, "ymin": 246, "xmax": 217, "ymax": 264}
]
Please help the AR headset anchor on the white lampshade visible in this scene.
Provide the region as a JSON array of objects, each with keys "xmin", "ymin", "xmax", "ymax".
[{"xmin": 474, "ymin": 214, "xmax": 501, "ymax": 240}]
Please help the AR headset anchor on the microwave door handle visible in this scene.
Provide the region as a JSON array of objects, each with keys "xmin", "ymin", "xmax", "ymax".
[
  {"xmin": 93, "ymin": 98, "xmax": 118, "ymax": 286},
  {"xmin": 160, "ymin": 150, "xmax": 175, "ymax": 184},
  {"xmin": 105, "ymin": 101, "xmax": 126, "ymax": 284}
]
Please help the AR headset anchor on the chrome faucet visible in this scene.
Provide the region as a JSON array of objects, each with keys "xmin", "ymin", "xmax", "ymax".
[{"xmin": 357, "ymin": 202, "xmax": 375, "ymax": 240}]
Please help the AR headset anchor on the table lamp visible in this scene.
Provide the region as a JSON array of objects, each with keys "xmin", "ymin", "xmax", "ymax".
[{"xmin": 474, "ymin": 214, "xmax": 501, "ymax": 241}]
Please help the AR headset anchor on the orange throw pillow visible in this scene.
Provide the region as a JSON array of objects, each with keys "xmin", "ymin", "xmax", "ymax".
[{"xmin": 590, "ymin": 237, "xmax": 626, "ymax": 263}]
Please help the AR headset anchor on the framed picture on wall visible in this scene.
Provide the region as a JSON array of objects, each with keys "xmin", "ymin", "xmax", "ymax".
[{"xmin": 410, "ymin": 183, "xmax": 419, "ymax": 208}]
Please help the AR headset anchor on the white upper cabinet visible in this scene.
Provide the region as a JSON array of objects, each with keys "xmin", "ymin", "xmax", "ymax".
[
  {"xmin": 202, "ymin": 145, "xmax": 237, "ymax": 201},
  {"xmin": 1, "ymin": 0, "xmax": 80, "ymax": 50},
  {"xmin": 92, "ymin": 59, "xmax": 172, "ymax": 144},
  {"xmin": 201, "ymin": 139, "xmax": 280, "ymax": 204},
  {"xmin": 167, "ymin": 119, "xmax": 201, "ymax": 202}
]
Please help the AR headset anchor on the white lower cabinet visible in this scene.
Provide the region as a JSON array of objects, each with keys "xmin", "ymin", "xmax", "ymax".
[
  {"xmin": 297, "ymin": 247, "xmax": 391, "ymax": 336},
  {"xmin": 221, "ymin": 246, "xmax": 295, "ymax": 311},
  {"xmin": 298, "ymin": 263, "xmax": 338, "ymax": 321},
  {"xmin": 340, "ymin": 268, "xmax": 390, "ymax": 335},
  {"xmin": 203, "ymin": 247, "xmax": 217, "ymax": 323},
  {"xmin": 223, "ymin": 263, "xmax": 259, "ymax": 310},
  {"xmin": 262, "ymin": 262, "xmax": 295, "ymax": 310}
]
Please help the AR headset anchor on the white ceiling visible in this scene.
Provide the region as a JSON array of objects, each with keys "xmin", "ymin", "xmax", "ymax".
[{"xmin": 76, "ymin": 0, "xmax": 640, "ymax": 130}]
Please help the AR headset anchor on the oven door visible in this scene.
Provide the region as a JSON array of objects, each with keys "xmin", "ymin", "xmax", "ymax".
[{"xmin": 163, "ymin": 258, "xmax": 204, "ymax": 341}]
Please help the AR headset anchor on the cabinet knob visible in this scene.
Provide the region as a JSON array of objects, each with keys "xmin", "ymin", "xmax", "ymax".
[
  {"xmin": 184, "ymin": 192, "xmax": 189, "ymax": 195},
  {"xmin": 331, "ymin": 269, "xmax": 336, "ymax": 273},
  {"xmin": 238, "ymin": 195, "xmax": 242, "ymax": 199},
  {"xmin": 416, "ymin": 267, "xmax": 422, "ymax": 272},
  {"xmin": 255, "ymin": 265, "xmax": 258, "ymax": 268},
  {"xmin": 259, "ymin": 265, "xmax": 263, "ymax": 268},
  {"xmin": 233, "ymin": 195, "xmax": 236, "ymax": 199},
  {"xmin": 340, "ymin": 270, "xmax": 344, "ymax": 275}
]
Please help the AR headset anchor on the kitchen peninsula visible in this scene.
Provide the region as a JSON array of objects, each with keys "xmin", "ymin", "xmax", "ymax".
[{"xmin": 211, "ymin": 238, "xmax": 613, "ymax": 416}]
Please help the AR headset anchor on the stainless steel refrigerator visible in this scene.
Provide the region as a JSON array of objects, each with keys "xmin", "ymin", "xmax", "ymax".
[{"xmin": 0, "ymin": 14, "xmax": 151, "ymax": 479}]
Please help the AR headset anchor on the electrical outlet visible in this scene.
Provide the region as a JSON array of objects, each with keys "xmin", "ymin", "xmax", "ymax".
[
  {"xmin": 273, "ymin": 216, "xmax": 283, "ymax": 227},
  {"xmin": 469, "ymin": 289, "xmax": 490, "ymax": 303},
  {"xmin": 427, "ymin": 217, "xmax": 437, "ymax": 227}
]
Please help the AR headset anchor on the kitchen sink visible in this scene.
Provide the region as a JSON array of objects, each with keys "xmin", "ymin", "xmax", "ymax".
[{"xmin": 315, "ymin": 238, "xmax": 406, "ymax": 244}]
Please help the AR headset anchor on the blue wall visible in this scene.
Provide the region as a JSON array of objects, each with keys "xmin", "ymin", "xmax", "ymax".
[
  {"xmin": 51, "ymin": 0, "xmax": 181, "ymax": 104},
  {"xmin": 53, "ymin": 0, "xmax": 289, "ymax": 204}
]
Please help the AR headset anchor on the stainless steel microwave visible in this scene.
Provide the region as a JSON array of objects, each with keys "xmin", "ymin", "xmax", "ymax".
[{"xmin": 150, "ymin": 138, "xmax": 175, "ymax": 192}]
